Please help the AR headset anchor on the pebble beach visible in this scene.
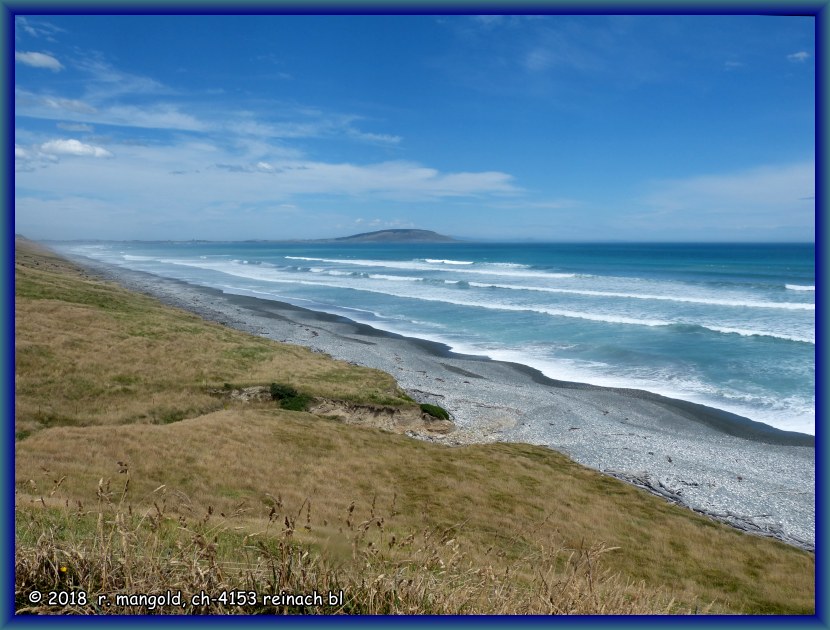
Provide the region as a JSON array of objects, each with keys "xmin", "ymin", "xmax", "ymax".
[{"xmin": 71, "ymin": 254, "xmax": 815, "ymax": 551}]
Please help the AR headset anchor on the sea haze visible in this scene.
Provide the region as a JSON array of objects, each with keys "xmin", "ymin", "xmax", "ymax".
[{"xmin": 60, "ymin": 241, "xmax": 815, "ymax": 436}]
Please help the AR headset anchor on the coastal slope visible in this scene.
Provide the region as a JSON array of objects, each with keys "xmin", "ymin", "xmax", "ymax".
[{"xmin": 14, "ymin": 239, "xmax": 815, "ymax": 615}]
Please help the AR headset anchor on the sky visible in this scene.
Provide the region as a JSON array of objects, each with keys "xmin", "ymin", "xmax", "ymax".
[{"xmin": 13, "ymin": 13, "xmax": 815, "ymax": 242}]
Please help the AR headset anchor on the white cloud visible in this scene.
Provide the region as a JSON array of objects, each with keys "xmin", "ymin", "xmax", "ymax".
[
  {"xmin": 14, "ymin": 135, "xmax": 520, "ymax": 234},
  {"xmin": 15, "ymin": 51, "xmax": 63, "ymax": 71},
  {"xmin": 13, "ymin": 143, "xmax": 524, "ymax": 239},
  {"xmin": 787, "ymin": 51, "xmax": 811, "ymax": 63},
  {"xmin": 40, "ymin": 139, "xmax": 113, "ymax": 158}
]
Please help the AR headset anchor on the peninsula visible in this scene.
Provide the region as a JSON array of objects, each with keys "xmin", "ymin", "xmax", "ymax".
[{"xmin": 314, "ymin": 228, "xmax": 457, "ymax": 243}]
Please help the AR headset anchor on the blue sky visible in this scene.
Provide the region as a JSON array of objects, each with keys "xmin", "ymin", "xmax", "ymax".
[{"xmin": 13, "ymin": 14, "xmax": 815, "ymax": 241}]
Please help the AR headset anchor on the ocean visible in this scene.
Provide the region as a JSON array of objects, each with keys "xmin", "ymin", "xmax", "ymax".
[{"xmin": 59, "ymin": 241, "xmax": 815, "ymax": 436}]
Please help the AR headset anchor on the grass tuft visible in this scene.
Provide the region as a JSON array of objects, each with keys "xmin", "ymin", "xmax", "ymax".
[
  {"xmin": 419, "ymin": 403, "xmax": 450, "ymax": 420},
  {"xmin": 15, "ymin": 475, "xmax": 685, "ymax": 615}
]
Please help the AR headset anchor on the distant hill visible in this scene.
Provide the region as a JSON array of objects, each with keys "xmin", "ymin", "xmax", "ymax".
[{"xmin": 321, "ymin": 229, "xmax": 457, "ymax": 243}]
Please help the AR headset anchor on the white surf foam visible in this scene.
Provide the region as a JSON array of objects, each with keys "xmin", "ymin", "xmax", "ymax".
[
  {"xmin": 285, "ymin": 256, "xmax": 578, "ymax": 279},
  {"xmin": 423, "ymin": 258, "xmax": 475, "ymax": 265},
  {"xmin": 160, "ymin": 259, "xmax": 815, "ymax": 344},
  {"xmin": 468, "ymin": 282, "xmax": 815, "ymax": 311}
]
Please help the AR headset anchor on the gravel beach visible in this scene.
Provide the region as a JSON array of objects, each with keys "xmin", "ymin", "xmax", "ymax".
[{"xmin": 70, "ymin": 255, "xmax": 815, "ymax": 551}]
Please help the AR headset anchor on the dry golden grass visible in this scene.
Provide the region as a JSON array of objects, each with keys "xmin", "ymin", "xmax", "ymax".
[
  {"xmin": 15, "ymin": 240, "xmax": 412, "ymax": 438},
  {"xmin": 14, "ymin": 239, "xmax": 815, "ymax": 615},
  {"xmin": 16, "ymin": 481, "xmax": 678, "ymax": 615},
  {"xmin": 15, "ymin": 409, "xmax": 814, "ymax": 614}
]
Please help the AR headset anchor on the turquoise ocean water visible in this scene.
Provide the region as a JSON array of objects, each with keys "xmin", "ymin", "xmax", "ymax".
[{"xmin": 60, "ymin": 241, "xmax": 815, "ymax": 435}]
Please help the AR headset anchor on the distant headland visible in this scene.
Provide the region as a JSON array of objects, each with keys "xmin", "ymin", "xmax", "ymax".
[
  {"xmin": 30, "ymin": 229, "xmax": 460, "ymax": 245},
  {"xmin": 317, "ymin": 229, "xmax": 457, "ymax": 244}
]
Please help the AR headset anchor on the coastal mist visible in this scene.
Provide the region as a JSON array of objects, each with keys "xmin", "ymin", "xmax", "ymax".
[{"xmin": 62, "ymin": 241, "xmax": 815, "ymax": 436}]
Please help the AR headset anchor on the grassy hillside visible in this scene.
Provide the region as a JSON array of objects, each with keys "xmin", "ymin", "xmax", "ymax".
[{"xmin": 14, "ymin": 239, "xmax": 814, "ymax": 615}]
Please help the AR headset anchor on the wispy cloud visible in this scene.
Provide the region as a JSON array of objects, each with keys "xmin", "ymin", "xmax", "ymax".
[
  {"xmin": 18, "ymin": 43, "xmax": 401, "ymax": 153},
  {"xmin": 57, "ymin": 122, "xmax": 94, "ymax": 133},
  {"xmin": 644, "ymin": 162, "xmax": 813, "ymax": 210},
  {"xmin": 209, "ymin": 158, "xmax": 517, "ymax": 200},
  {"xmin": 353, "ymin": 217, "xmax": 416, "ymax": 229},
  {"xmin": 787, "ymin": 51, "xmax": 811, "ymax": 63},
  {"xmin": 17, "ymin": 132, "xmax": 518, "ymax": 200},
  {"xmin": 16, "ymin": 87, "xmax": 97, "ymax": 115},
  {"xmin": 103, "ymin": 104, "xmax": 208, "ymax": 131},
  {"xmin": 635, "ymin": 161, "xmax": 814, "ymax": 238},
  {"xmin": 14, "ymin": 137, "xmax": 521, "ymax": 239},
  {"xmin": 16, "ymin": 88, "xmax": 208, "ymax": 132},
  {"xmin": 228, "ymin": 110, "xmax": 401, "ymax": 145},
  {"xmin": 15, "ymin": 51, "xmax": 63, "ymax": 72},
  {"xmin": 489, "ymin": 198, "xmax": 582, "ymax": 210},
  {"xmin": 15, "ymin": 17, "xmax": 64, "ymax": 41},
  {"xmin": 346, "ymin": 129, "xmax": 402, "ymax": 145},
  {"xmin": 522, "ymin": 33, "xmax": 602, "ymax": 74},
  {"xmin": 75, "ymin": 56, "xmax": 169, "ymax": 99}
]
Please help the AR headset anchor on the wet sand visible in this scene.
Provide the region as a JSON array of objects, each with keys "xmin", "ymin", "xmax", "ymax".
[{"xmin": 70, "ymin": 254, "xmax": 815, "ymax": 550}]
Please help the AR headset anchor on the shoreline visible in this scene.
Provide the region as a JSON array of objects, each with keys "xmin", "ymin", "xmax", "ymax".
[{"xmin": 65, "ymin": 253, "xmax": 816, "ymax": 551}]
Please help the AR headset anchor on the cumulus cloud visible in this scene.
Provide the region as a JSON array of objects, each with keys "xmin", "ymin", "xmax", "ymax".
[
  {"xmin": 787, "ymin": 51, "xmax": 811, "ymax": 63},
  {"xmin": 40, "ymin": 139, "xmax": 113, "ymax": 158},
  {"xmin": 15, "ymin": 51, "xmax": 63, "ymax": 71}
]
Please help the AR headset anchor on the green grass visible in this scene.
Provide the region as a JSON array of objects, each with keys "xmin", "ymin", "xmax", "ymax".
[{"xmin": 420, "ymin": 403, "xmax": 450, "ymax": 420}]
